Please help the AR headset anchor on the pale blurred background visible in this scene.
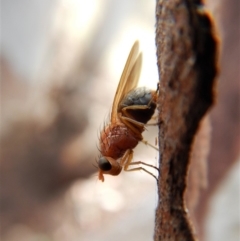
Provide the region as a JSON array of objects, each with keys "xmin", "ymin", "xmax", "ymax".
[{"xmin": 1, "ymin": 0, "xmax": 239, "ymax": 241}]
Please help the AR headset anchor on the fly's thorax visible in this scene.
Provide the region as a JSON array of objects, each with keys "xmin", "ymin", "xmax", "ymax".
[
  {"xmin": 99, "ymin": 121, "xmax": 141, "ymax": 159},
  {"xmin": 118, "ymin": 87, "xmax": 156, "ymax": 124}
]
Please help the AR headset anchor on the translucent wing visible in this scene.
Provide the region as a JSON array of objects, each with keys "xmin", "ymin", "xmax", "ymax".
[
  {"xmin": 121, "ymin": 53, "xmax": 142, "ymax": 98},
  {"xmin": 111, "ymin": 41, "xmax": 142, "ymax": 122}
]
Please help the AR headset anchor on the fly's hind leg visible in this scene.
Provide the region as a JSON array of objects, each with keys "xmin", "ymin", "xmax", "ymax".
[
  {"xmin": 119, "ymin": 105, "xmax": 149, "ymax": 135},
  {"xmin": 121, "ymin": 104, "xmax": 150, "ymax": 118},
  {"xmin": 146, "ymin": 115, "xmax": 159, "ymax": 126},
  {"xmin": 119, "ymin": 114, "xmax": 159, "ymax": 151},
  {"xmin": 120, "ymin": 115, "xmax": 144, "ymax": 138},
  {"xmin": 122, "ymin": 102, "xmax": 159, "ymax": 127},
  {"xmin": 121, "ymin": 149, "xmax": 158, "ymax": 181}
]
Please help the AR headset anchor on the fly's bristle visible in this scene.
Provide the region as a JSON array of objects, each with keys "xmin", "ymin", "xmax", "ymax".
[
  {"xmin": 97, "ymin": 129, "xmax": 100, "ymax": 140},
  {"xmin": 92, "ymin": 157, "xmax": 100, "ymax": 170},
  {"xmin": 92, "ymin": 162, "xmax": 98, "ymax": 169},
  {"xmin": 107, "ymin": 112, "xmax": 111, "ymax": 121},
  {"xmin": 103, "ymin": 112, "xmax": 111, "ymax": 129},
  {"xmin": 96, "ymin": 143, "xmax": 101, "ymax": 152},
  {"xmin": 98, "ymin": 122, "xmax": 103, "ymax": 134},
  {"xmin": 103, "ymin": 119, "xmax": 107, "ymax": 130}
]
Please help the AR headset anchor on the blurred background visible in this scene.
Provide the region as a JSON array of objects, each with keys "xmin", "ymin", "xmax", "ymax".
[{"xmin": 0, "ymin": 0, "xmax": 239, "ymax": 241}]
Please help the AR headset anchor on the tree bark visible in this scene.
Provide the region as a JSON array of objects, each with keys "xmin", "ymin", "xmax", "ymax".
[{"xmin": 154, "ymin": 0, "xmax": 219, "ymax": 240}]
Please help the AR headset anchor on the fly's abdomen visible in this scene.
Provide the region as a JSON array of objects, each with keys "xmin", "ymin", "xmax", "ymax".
[{"xmin": 118, "ymin": 87, "xmax": 156, "ymax": 124}]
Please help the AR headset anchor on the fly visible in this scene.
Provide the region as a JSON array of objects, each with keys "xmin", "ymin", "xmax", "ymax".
[{"xmin": 98, "ymin": 41, "xmax": 158, "ymax": 182}]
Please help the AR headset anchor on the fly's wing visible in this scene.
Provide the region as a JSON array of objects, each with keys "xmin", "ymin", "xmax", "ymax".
[
  {"xmin": 111, "ymin": 41, "xmax": 142, "ymax": 122},
  {"xmin": 121, "ymin": 53, "xmax": 142, "ymax": 96}
]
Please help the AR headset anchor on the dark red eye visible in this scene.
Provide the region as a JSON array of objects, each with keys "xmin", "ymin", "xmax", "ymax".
[{"xmin": 98, "ymin": 157, "xmax": 112, "ymax": 171}]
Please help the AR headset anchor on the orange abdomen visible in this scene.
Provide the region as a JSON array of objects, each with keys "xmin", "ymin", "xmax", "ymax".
[{"xmin": 100, "ymin": 121, "xmax": 142, "ymax": 159}]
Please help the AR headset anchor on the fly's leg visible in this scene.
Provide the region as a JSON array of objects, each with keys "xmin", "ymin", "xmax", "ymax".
[
  {"xmin": 141, "ymin": 139, "xmax": 159, "ymax": 151},
  {"xmin": 145, "ymin": 118, "xmax": 160, "ymax": 126},
  {"xmin": 128, "ymin": 161, "xmax": 159, "ymax": 172},
  {"xmin": 121, "ymin": 103, "xmax": 158, "ymax": 129},
  {"xmin": 145, "ymin": 122, "xmax": 158, "ymax": 126},
  {"xmin": 120, "ymin": 115, "xmax": 144, "ymax": 139},
  {"xmin": 122, "ymin": 103, "xmax": 159, "ymax": 126},
  {"xmin": 128, "ymin": 161, "xmax": 159, "ymax": 181},
  {"xmin": 119, "ymin": 105, "xmax": 148, "ymax": 136},
  {"xmin": 119, "ymin": 115, "xmax": 159, "ymax": 151},
  {"xmin": 121, "ymin": 104, "xmax": 150, "ymax": 117},
  {"xmin": 119, "ymin": 149, "xmax": 132, "ymax": 167},
  {"xmin": 145, "ymin": 115, "xmax": 159, "ymax": 126},
  {"xmin": 120, "ymin": 149, "xmax": 158, "ymax": 181}
]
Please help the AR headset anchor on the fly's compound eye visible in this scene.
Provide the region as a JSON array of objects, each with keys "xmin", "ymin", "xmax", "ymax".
[{"xmin": 98, "ymin": 157, "xmax": 112, "ymax": 171}]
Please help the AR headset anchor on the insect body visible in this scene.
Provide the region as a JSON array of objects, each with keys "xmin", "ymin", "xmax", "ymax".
[{"xmin": 98, "ymin": 41, "xmax": 158, "ymax": 182}]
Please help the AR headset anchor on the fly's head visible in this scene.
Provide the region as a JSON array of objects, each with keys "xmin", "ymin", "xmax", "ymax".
[{"xmin": 98, "ymin": 156, "xmax": 122, "ymax": 182}]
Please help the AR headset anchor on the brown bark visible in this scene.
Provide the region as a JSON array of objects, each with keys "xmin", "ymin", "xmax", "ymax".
[{"xmin": 154, "ymin": 0, "xmax": 219, "ymax": 240}]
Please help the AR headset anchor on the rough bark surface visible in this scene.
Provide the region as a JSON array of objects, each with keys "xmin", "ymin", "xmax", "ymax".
[{"xmin": 154, "ymin": 0, "xmax": 219, "ymax": 240}]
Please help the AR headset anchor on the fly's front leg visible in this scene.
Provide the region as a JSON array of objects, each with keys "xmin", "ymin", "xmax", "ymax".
[
  {"xmin": 121, "ymin": 149, "xmax": 158, "ymax": 181},
  {"xmin": 120, "ymin": 149, "xmax": 132, "ymax": 167},
  {"xmin": 120, "ymin": 149, "xmax": 134, "ymax": 169},
  {"xmin": 127, "ymin": 165, "xmax": 158, "ymax": 181},
  {"xmin": 128, "ymin": 161, "xmax": 159, "ymax": 172}
]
